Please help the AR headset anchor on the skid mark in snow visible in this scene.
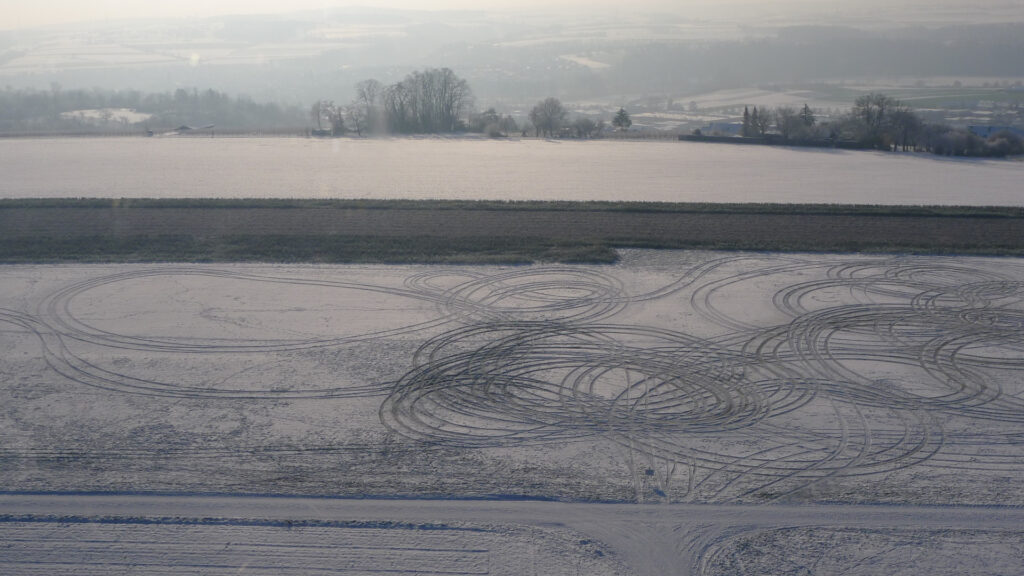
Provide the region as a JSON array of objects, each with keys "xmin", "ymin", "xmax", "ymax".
[
  {"xmin": 4, "ymin": 496, "xmax": 1024, "ymax": 576},
  {"xmin": 699, "ymin": 526, "xmax": 1024, "ymax": 576},
  {"xmin": 2, "ymin": 252, "xmax": 1024, "ymax": 506},
  {"xmin": 381, "ymin": 254, "xmax": 1024, "ymax": 502},
  {"xmin": 0, "ymin": 515, "xmax": 617, "ymax": 576}
]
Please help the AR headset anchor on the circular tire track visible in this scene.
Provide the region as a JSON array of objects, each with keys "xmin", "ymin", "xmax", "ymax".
[
  {"xmin": 7, "ymin": 256, "xmax": 1024, "ymax": 501},
  {"xmin": 383, "ymin": 255, "xmax": 1024, "ymax": 502}
]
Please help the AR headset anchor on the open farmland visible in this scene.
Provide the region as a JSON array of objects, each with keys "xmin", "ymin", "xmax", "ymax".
[
  {"xmin": 3, "ymin": 250, "xmax": 1024, "ymax": 574},
  {"xmin": 4, "ymin": 199, "xmax": 1024, "ymax": 262},
  {"xmin": 2, "ymin": 138, "xmax": 1023, "ymax": 205}
]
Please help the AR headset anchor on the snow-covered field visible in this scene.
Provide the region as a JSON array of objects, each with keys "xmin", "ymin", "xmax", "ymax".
[
  {"xmin": 0, "ymin": 501, "xmax": 619, "ymax": 576},
  {"xmin": 2, "ymin": 138, "xmax": 1022, "ymax": 205},
  {"xmin": 3, "ymin": 250, "xmax": 1024, "ymax": 574},
  {"xmin": 4, "ymin": 495, "xmax": 1024, "ymax": 576}
]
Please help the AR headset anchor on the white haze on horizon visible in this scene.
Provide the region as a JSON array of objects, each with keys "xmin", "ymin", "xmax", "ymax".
[{"xmin": 3, "ymin": 0, "xmax": 1021, "ymax": 31}]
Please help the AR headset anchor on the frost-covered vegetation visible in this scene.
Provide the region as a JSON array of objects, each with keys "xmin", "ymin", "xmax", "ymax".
[
  {"xmin": 726, "ymin": 94, "xmax": 1024, "ymax": 157},
  {"xmin": 0, "ymin": 86, "xmax": 306, "ymax": 133}
]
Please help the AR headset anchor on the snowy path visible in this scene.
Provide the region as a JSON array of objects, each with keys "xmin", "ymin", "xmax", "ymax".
[{"xmin": 3, "ymin": 494, "xmax": 1023, "ymax": 576}]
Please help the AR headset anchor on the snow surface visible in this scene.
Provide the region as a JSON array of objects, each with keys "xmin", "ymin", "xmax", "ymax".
[
  {"xmin": 3, "ymin": 494, "xmax": 1024, "ymax": 576},
  {"xmin": 3, "ymin": 250, "xmax": 1024, "ymax": 574},
  {"xmin": 1, "ymin": 138, "xmax": 1022, "ymax": 205}
]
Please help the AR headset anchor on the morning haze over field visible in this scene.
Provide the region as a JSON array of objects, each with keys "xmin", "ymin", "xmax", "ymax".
[
  {"xmin": 1, "ymin": 0, "xmax": 1022, "ymax": 195},
  {"xmin": 4, "ymin": 0, "xmax": 1022, "ymax": 27},
  {"xmin": 2, "ymin": 0, "xmax": 1023, "ymax": 108},
  {"xmin": 2, "ymin": 2, "xmax": 1024, "ymax": 576}
]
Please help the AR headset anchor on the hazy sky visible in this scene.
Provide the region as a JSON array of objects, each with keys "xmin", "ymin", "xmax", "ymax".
[
  {"xmin": 2, "ymin": 0, "xmax": 695, "ymax": 29},
  {"xmin": 2, "ymin": 0, "xmax": 1017, "ymax": 31}
]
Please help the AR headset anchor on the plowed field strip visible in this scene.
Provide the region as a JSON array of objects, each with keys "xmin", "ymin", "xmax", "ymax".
[{"xmin": 4, "ymin": 204, "xmax": 1024, "ymax": 262}]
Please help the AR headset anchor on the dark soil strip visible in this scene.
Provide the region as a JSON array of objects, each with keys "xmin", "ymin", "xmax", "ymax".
[
  {"xmin": 2, "ymin": 200, "xmax": 1023, "ymax": 263},
  {"xmin": 4, "ymin": 198, "xmax": 1023, "ymax": 217}
]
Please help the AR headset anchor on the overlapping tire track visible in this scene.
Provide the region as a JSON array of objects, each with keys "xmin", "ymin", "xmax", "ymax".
[
  {"xmin": 382, "ymin": 254, "xmax": 1024, "ymax": 502},
  {"xmin": 5, "ymin": 255, "xmax": 1024, "ymax": 502},
  {"xmin": 8, "ymin": 267, "xmax": 484, "ymax": 399}
]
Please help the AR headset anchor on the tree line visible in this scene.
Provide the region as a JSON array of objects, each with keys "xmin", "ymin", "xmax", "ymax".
[
  {"xmin": 312, "ymin": 68, "xmax": 474, "ymax": 136},
  {"xmin": 0, "ymin": 86, "xmax": 306, "ymax": 133},
  {"xmin": 733, "ymin": 94, "xmax": 1022, "ymax": 158},
  {"xmin": 525, "ymin": 98, "xmax": 630, "ymax": 138},
  {"xmin": 4, "ymin": 78, "xmax": 1018, "ymax": 157},
  {"xmin": 314, "ymin": 68, "xmax": 631, "ymax": 139}
]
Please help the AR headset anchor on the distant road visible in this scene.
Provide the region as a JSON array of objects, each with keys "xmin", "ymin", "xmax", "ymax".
[{"xmin": 3, "ymin": 494, "xmax": 1024, "ymax": 576}]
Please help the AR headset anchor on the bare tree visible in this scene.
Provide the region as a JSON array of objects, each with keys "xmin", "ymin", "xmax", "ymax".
[
  {"xmin": 382, "ymin": 82, "xmax": 413, "ymax": 133},
  {"xmin": 529, "ymin": 97, "xmax": 567, "ymax": 137},
  {"xmin": 310, "ymin": 100, "xmax": 326, "ymax": 131},
  {"xmin": 751, "ymin": 106, "xmax": 770, "ymax": 136},
  {"xmin": 572, "ymin": 116, "xmax": 598, "ymax": 138},
  {"xmin": 888, "ymin": 103, "xmax": 921, "ymax": 151},
  {"xmin": 310, "ymin": 100, "xmax": 344, "ymax": 135},
  {"xmin": 846, "ymin": 93, "xmax": 924, "ymax": 150},
  {"xmin": 774, "ymin": 106, "xmax": 802, "ymax": 140},
  {"xmin": 435, "ymin": 68, "xmax": 474, "ymax": 132},
  {"xmin": 851, "ymin": 92, "xmax": 898, "ymax": 147},
  {"xmin": 469, "ymin": 107, "xmax": 501, "ymax": 133},
  {"xmin": 353, "ymin": 79, "xmax": 383, "ymax": 134},
  {"xmin": 853, "ymin": 93, "xmax": 894, "ymax": 133},
  {"xmin": 378, "ymin": 68, "xmax": 473, "ymax": 134},
  {"xmin": 498, "ymin": 114, "xmax": 518, "ymax": 136},
  {"xmin": 346, "ymin": 104, "xmax": 365, "ymax": 136},
  {"xmin": 324, "ymin": 101, "xmax": 345, "ymax": 135}
]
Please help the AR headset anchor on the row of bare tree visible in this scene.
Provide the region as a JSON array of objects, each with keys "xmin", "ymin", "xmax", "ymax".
[
  {"xmin": 528, "ymin": 97, "xmax": 629, "ymax": 138},
  {"xmin": 312, "ymin": 68, "xmax": 474, "ymax": 136},
  {"xmin": 314, "ymin": 79, "xmax": 630, "ymax": 140},
  {"xmin": 737, "ymin": 94, "xmax": 1022, "ymax": 156}
]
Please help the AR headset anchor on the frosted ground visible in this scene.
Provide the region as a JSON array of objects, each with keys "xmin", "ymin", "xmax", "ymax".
[
  {"xmin": 2, "ymin": 138, "xmax": 1023, "ymax": 205},
  {"xmin": 3, "ymin": 250, "xmax": 1024, "ymax": 574}
]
